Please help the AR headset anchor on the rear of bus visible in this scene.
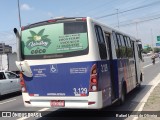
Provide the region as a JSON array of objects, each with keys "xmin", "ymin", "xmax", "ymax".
[{"xmin": 16, "ymin": 17, "xmax": 110, "ymax": 109}]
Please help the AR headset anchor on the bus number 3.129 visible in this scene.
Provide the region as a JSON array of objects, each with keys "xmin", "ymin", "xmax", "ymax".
[{"xmin": 73, "ymin": 88, "xmax": 88, "ymax": 95}]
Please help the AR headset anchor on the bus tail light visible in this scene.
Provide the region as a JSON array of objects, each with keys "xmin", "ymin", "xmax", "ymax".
[
  {"xmin": 20, "ymin": 72, "xmax": 27, "ymax": 92},
  {"xmin": 76, "ymin": 17, "xmax": 86, "ymax": 21},
  {"xmin": 48, "ymin": 19, "xmax": 57, "ymax": 23},
  {"xmin": 91, "ymin": 78, "xmax": 97, "ymax": 83},
  {"xmin": 89, "ymin": 64, "xmax": 98, "ymax": 92},
  {"xmin": 21, "ymin": 26, "xmax": 25, "ymax": 31},
  {"xmin": 82, "ymin": 18, "xmax": 86, "ymax": 21}
]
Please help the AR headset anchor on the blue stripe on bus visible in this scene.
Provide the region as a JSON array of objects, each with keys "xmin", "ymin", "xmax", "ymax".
[
  {"xmin": 24, "ymin": 61, "xmax": 95, "ymax": 96},
  {"xmin": 23, "ymin": 60, "xmax": 120, "ymax": 100},
  {"xmin": 112, "ymin": 59, "xmax": 119, "ymax": 98}
]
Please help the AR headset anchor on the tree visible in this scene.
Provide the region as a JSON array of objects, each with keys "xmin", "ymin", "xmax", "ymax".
[
  {"xmin": 154, "ymin": 48, "xmax": 160, "ymax": 53},
  {"xmin": 142, "ymin": 47, "xmax": 152, "ymax": 53}
]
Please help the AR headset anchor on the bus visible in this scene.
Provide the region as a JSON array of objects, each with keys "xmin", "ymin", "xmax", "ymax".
[{"xmin": 14, "ymin": 17, "xmax": 143, "ymax": 109}]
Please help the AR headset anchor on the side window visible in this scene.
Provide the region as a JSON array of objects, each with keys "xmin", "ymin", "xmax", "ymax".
[
  {"xmin": 124, "ymin": 36, "xmax": 129, "ymax": 57},
  {"xmin": 126, "ymin": 37, "xmax": 133, "ymax": 58},
  {"xmin": 104, "ymin": 33, "xmax": 111, "ymax": 59},
  {"xmin": 120, "ymin": 35, "xmax": 125, "ymax": 46},
  {"xmin": 137, "ymin": 45, "xmax": 142, "ymax": 60},
  {"xmin": 6, "ymin": 72, "xmax": 17, "ymax": 79},
  {"xmin": 130, "ymin": 40, "xmax": 134, "ymax": 58},
  {"xmin": 120, "ymin": 34, "xmax": 126, "ymax": 58},
  {"xmin": 116, "ymin": 34, "xmax": 122, "ymax": 58},
  {"xmin": 127, "ymin": 37, "xmax": 131, "ymax": 47},
  {"xmin": 124, "ymin": 36, "xmax": 128, "ymax": 47},
  {"xmin": 95, "ymin": 25, "xmax": 107, "ymax": 59},
  {"xmin": 0, "ymin": 72, "xmax": 6, "ymax": 80},
  {"xmin": 113, "ymin": 32, "xmax": 120, "ymax": 58},
  {"xmin": 116, "ymin": 34, "xmax": 122, "ymax": 47},
  {"xmin": 97, "ymin": 27, "xmax": 104, "ymax": 43}
]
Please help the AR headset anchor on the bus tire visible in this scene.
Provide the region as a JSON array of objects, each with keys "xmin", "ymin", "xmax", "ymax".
[
  {"xmin": 118, "ymin": 82, "xmax": 126, "ymax": 105},
  {"xmin": 137, "ymin": 82, "xmax": 141, "ymax": 88},
  {"xmin": 137, "ymin": 73, "xmax": 143, "ymax": 88}
]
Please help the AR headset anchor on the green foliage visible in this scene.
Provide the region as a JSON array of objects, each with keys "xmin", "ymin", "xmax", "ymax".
[
  {"xmin": 154, "ymin": 48, "xmax": 160, "ymax": 53},
  {"xmin": 142, "ymin": 47, "xmax": 160, "ymax": 53},
  {"xmin": 142, "ymin": 47, "xmax": 152, "ymax": 53}
]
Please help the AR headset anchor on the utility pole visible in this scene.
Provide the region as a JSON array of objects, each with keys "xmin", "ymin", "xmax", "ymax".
[
  {"xmin": 116, "ymin": 9, "xmax": 120, "ymax": 29},
  {"xmin": 151, "ymin": 29, "xmax": 154, "ymax": 53},
  {"xmin": 136, "ymin": 22, "xmax": 138, "ymax": 39},
  {"xmin": 17, "ymin": 0, "xmax": 21, "ymax": 28}
]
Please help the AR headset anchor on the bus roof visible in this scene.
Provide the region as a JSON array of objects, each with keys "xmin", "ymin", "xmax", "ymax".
[
  {"xmin": 21, "ymin": 16, "xmax": 139, "ymax": 42},
  {"xmin": 21, "ymin": 17, "xmax": 87, "ymax": 30}
]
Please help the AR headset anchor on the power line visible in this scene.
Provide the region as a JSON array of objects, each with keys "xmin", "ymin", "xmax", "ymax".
[
  {"xmin": 75, "ymin": 0, "xmax": 114, "ymax": 16},
  {"xmin": 85, "ymin": 0, "xmax": 116, "ymax": 15},
  {"xmin": 112, "ymin": 15, "xmax": 160, "ymax": 28},
  {"xmin": 95, "ymin": 1, "xmax": 160, "ymax": 19},
  {"xmin": 110, "ymin": 12, "xmax": 160, "ymax": 26},
  {"xmin": 67, "ymin": 0, "xmax": 96, "ymax": 13}
]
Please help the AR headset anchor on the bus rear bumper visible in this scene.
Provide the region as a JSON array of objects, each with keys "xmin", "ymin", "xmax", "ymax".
[{"xmin": 22, "ymin": 91, "xmax": 103, "ymax": 109}]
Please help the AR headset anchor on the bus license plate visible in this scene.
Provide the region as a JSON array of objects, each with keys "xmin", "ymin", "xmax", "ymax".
[{"xmin": 50, "ymin": 100, "xmax": 65, "ymax": 107}]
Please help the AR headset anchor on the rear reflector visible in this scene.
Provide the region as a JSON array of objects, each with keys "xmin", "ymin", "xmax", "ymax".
[
  {"xmin": 29, "ymin": 94, "xmax": 34, "ymax": 96},
  {"xmin": 91, "ymin": 85, "xmax": 97, "ymax": 91},
  {"xmin": 80, "ymin": 94, "xmax": 87, "ymax": 96},
  {"xmin": 21, "ymin": 87, "xmax": 26, "ymax": 92},
  {"xmin": 20, "ymin": 72, "xmax": 27, "ymax": 92},
  {"xmin": 88, "ymin": 102, "xmax": 95, "ymax": 105},
  {"xmin": 29, "ymin": 94, "xmax": 39, "ymax": 96}
]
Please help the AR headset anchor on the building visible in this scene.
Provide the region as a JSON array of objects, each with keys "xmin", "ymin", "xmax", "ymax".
[{"xmin": 0, "ymin": 43, "xmax": 12, "ymax": 54}]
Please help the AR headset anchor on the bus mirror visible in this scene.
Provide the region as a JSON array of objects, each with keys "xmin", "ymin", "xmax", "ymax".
[
  {"xmin": 14, "ymin": 28, "xmax": 18, "ymax": 34},
  {"xmin": 13, "ymin": 28, "xmax": 21, "ymax": 61},
  {"xmin": 138, "ymin": 44, "xmax": 142, "ymax": 50},
  {"xmin": 13, "ymin": 28, "xmax": 20, "ymax": 38}
]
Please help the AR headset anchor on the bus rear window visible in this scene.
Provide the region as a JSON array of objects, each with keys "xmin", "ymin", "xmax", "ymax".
[
  {"xmin": 21, "ymin": 21, "xmax": 88, "ymax": 59},
  {"xmin": 64, "ymin": 22, "xmax": 87, "ymax": 34}
]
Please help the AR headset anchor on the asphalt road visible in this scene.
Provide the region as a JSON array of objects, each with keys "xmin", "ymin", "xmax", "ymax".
[{"xmin": 0, "ymin": 56, "xmax": 159, "ymax": 120}]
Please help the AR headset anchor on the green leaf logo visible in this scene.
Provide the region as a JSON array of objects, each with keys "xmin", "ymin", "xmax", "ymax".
[{"xmin": 26, "ymin": 29, "xmax": 51, "ymax": 50}]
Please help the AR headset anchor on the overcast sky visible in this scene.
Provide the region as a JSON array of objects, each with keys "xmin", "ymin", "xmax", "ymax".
[{"xmin": 0, "ymin": 0, "xmax": 160, "ymax": 52}]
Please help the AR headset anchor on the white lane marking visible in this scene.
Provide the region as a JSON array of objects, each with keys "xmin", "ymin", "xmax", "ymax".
[
  {"xmin": 131, "ymin": 73, "xmax": 160, "ymax": 120},
  {"xmin": 38, "ymin": 108, "xmax": 50, "ymax": 111},
  {"xmin": 143, "ymin": 61, "xmax": 159, "ymax": 68},
  {"xmin": 0, "ymin": 99, "xmax": 16, "ymax": 105}
]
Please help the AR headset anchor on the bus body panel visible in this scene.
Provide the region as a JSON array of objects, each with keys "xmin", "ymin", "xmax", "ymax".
[
  {"xmin": 97, "ymin": 60, "xmax": 112, "ymax": 106},
  {"xmin": 22, "ymin": 91, "xmax": 103, "ymax": 109},
  {"xmin": 21, "ymin": 60, "xmax": 113, "ymax": 108},
  {"xmin": 24, "ymin": 61, "xmax": 96, "ymax": 96}
]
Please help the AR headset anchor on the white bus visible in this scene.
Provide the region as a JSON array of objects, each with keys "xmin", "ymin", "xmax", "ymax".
[{"xmin": 14, "ymin": 17, "xmax": 143, "ymax": 109}]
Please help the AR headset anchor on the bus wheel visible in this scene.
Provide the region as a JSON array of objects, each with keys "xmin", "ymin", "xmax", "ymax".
[
  {"xmin": 137, "ymin": 82, "xmax": 141, "ymax": 88},
  {"xmin": 137, "ymin": 73, "xmax": 143, "ymax": 88},
  {"xmin": 118, "ymin": 83, "xmax": 126, "ymax": 105}
]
